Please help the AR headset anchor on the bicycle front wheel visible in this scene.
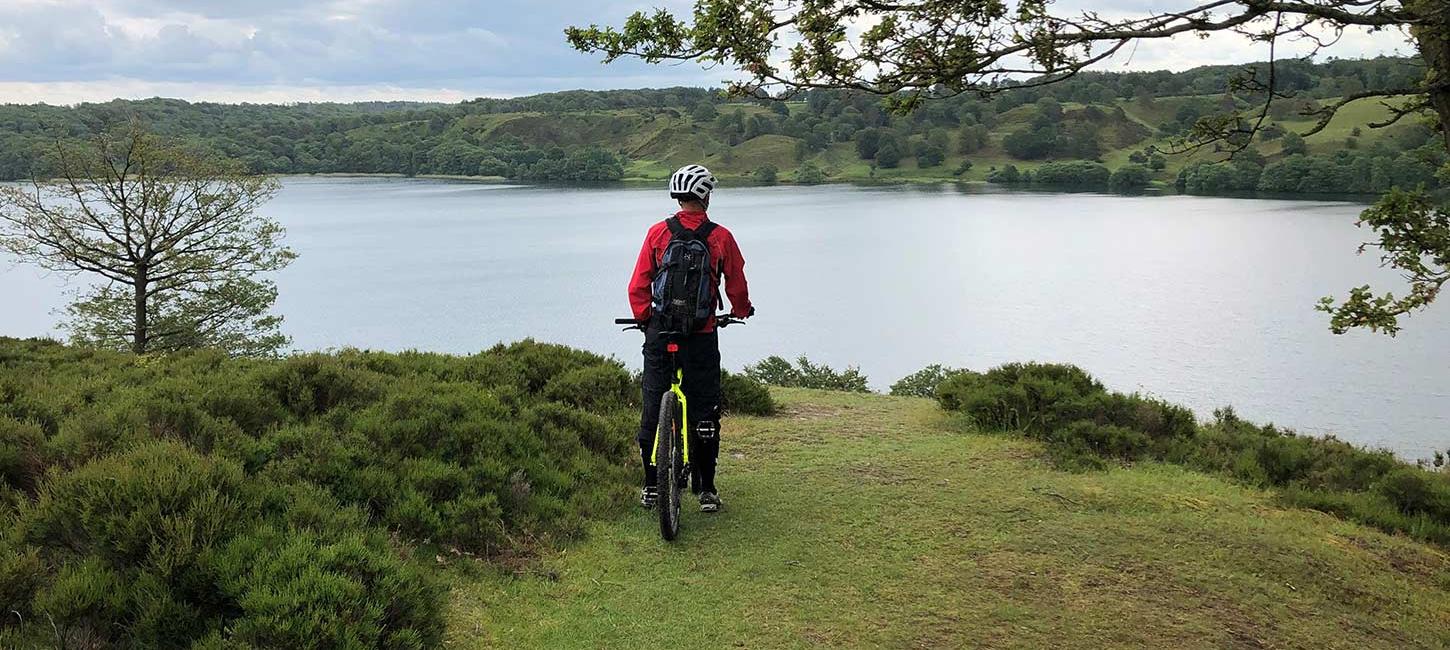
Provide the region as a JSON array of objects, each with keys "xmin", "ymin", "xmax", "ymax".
[{"xmin": 655, "ymin": 391, "xmax": 682, "ymax": 541}]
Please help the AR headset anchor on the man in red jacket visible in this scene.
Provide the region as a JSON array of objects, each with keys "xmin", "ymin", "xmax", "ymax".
[{"xmin": 628, "ymin": 164, "xmax": 752, "ymax": 513}]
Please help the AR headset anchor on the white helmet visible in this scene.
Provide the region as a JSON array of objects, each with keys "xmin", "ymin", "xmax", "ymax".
[{"xmin": 669, "ymin": 164, "xmax": 716, "ymax": 204}]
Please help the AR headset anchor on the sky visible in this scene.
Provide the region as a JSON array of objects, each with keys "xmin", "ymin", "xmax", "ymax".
[{"xmin": 0, "ymin": 0, "xmax": 1417, "ymax": 105}]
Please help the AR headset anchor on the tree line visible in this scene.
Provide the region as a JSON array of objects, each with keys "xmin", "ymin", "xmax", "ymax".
[{"xmin": 0, "ymin": 56, "xmax": 1435, "ymax": 191}]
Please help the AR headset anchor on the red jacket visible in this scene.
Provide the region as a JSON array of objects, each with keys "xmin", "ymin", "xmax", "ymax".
[{"xmin": 629, "ymin": 210, "xmax": 751, "ymax": 332}]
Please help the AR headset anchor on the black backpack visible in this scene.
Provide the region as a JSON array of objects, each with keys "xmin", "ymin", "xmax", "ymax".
[{"xmin": 651, "ymin": 217, "xmax": 720, "ymax": 334}]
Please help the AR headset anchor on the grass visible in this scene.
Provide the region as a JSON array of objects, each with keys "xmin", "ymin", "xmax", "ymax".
[{"xmin": 446, "ymin": 389, "xmax": 1450, "ymax": 648}]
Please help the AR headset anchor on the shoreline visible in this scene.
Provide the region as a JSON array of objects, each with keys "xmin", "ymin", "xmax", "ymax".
[{"xmin": 284, "ymin": 172, "xmax": 1376, "ymax": 203}]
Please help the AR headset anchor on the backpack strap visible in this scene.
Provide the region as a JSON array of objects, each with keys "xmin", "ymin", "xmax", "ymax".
[{"xmin": 666, "ymin": 216, "xmax": 717, "ymax": 241}]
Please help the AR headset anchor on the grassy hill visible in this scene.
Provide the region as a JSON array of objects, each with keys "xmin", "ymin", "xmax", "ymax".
[
  {"xmin": 396, "ymin": 96, "xmax": 1427, "ymax": 188},
  {"xmin": 450, "ymin": 389, "xmax": 1449, "ymax": 648}
]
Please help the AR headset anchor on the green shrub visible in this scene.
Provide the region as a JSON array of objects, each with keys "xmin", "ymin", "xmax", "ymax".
[
  {"xmin": 0, "ymin": 418, "xmax": 45, "ymax": 493},
  {"xmin": 986, "ymin": 164, "xmax": 1021, "ymax": 183},
  {"xmin": 889, "ymin": 364, "xmax": 969, "ymax": 398},
  {"xmin": 1378, "ymin": 468, "xmax": 1450, "ymax": 519},
  {"xmin": 262, "ymin": 354, "xmax": 385, "ymax": 418},
  {"xmin": 742, "ymin": 356, "xmax": 796, "ymax": 386},
  {"xmin": 752, "ymin": 164, "xmax": 779, "ymax": 184},
  {"xmin": 19, "ymin": 442, "xmax": 263, "ymax": 646},
  {"xmin": 794, "ymin": 162, "xmax": 826, "ymax": 184},
  {"xmin": 1109, "ymin": 163, "xmax": 1152, "ymax": 192},
  {"xmin": 744, "ymin": 355, "xmax": 870, "ymax": 392},
  {"xmin": 1048, "ymin": 420, "xmax": 1151, "ymax": 461},
  {"xmin": 936, "ymin": 362, "xmax": 1103, "ymax": 431},
  {"xmin": 721, "ymin": 370, "xmax": 776, "ymax": 416},
  {"xmin": 211, "ymin": 527, "xmax": 443, "ymax": 649},
  {"xmin": 542, "ymin": 364, "xmax": 634, "ymax": 413},
  {"xmin": 1032, "ymin": 160, "xmax": 1111, "ymax": 188},
  {"xmin": 935, "ymin": 360, "xmax": 1450, "ymax": 546},
  {"xmin": 0, "ymin": 336, "xmax": 638, "ymax": 646}
]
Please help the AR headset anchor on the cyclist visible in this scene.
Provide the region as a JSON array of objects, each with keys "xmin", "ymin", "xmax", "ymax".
[{"xmin": 628, "ymin": 164, "xmax": 753, "ymax": 513}]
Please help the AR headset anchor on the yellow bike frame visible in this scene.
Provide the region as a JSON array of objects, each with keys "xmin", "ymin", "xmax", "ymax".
[{"xmin": 651, "ymin": 367, "xmax": 690, "ymax": 465}]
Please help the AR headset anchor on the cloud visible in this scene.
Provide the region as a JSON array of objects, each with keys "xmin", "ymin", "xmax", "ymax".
[{"xmin": 0, "ymin": 0, "xmax": 1414, "ymax": 104}]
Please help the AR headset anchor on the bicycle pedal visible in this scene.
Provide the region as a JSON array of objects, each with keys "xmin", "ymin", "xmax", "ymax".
[{"xmin": 695, "ymin": 421, "xmax": 719, "ymax": 440}]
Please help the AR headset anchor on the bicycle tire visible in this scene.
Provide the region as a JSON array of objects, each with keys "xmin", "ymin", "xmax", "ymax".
[{"xmin": 655, "ymin": 391, "xmax": 682, "ymax": 541}]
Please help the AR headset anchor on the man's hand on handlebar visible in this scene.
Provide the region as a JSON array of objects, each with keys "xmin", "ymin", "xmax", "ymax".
[
  {"xmin": 717, "ymin": 306, "xmax": 754, "ymax": 328},
  {"xmin": 715, "ymin": 313, "xmax": 748, "ymax": 328},
  {"xmin": 615, "ymin": 311, "xmax": 752, "ymax": 331}
]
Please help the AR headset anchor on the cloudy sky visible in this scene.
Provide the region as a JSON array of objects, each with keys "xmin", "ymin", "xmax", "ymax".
[{"xmin": 0, "ymin": 0, "xmax": 1415, "ymax": 105}]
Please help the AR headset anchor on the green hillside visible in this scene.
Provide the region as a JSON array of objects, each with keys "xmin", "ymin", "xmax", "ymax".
[{"xmin": 306, "ymin": 97, "xmax": 1427, "ymax": 185}]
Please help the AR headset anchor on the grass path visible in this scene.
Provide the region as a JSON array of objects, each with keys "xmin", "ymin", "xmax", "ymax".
[{"xmin": 447, "ymin": 389, "xmax": 1450, "ymax": 649}]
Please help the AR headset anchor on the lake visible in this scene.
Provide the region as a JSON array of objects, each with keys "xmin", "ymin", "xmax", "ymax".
[{"xmin": 2, "ymin": 176, "xmax": 1446, "ymax": 458}]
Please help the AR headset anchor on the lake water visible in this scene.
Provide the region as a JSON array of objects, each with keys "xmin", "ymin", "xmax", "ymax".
[{"xmin": 2, "ymin": 177, "xmax": 1446, "ymax": 458}]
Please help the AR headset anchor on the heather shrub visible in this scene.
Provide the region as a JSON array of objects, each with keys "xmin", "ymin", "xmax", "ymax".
[
  {"xmin": 889, "ymin": 364, "xmax": 969, "ymax": 398},
  {"xmin": 261, "ymin": 354, "xmax": 386, "ymax": 418},
  {"xmin": 935, "ymin": 360, "xmax": 1450, "ymax": 546},
  {"xmin": 721, "ymin": 370, "xmax": 776, "ymax": 415},
  {"xmin": 744, "ymin": 355, "xmax": 870, "ymax": 392},
  {"xmin": 1378, "ymin": 468, "xmax": 1450, "ymax": 519},
  {"xmin": 542, "ymin": 364, "xmax": 635, "ymax": 412},
  {"xmin": 936, "ymin": 362, "xmax": 1103, "ymax": 433},
  {"xmin": 209, "ymin": 527, "xmax": 443, "ymax": 649},
  {"xmin": 0, "ymin": 418, "xmax": 45, "ymax": 493},
  {"xmin": 0, "ymin": 336, "xmax": 638, "ymax": 646}
]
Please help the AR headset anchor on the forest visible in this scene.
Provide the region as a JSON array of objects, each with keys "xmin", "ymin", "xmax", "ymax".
[{"xmin": 0, "ymin": 56, "xmax": 1443, "ymax": 195}]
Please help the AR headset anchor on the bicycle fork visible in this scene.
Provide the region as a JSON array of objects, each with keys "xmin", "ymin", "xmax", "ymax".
[{"xmin": 651, "ymin": 344, "xmax": 690, "ymax": 466}]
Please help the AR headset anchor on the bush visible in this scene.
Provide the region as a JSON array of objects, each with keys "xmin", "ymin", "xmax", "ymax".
[
  {"xmin": 752, "ymin": 164, "xmax": 779, "ymax": 184},
  {"xmin": 986, "ymin": 164, "xmax": 1021, "ymax": 184},
  {"xmin": 1108, "ymin": 163, "xmax": 1152, "ymax": 192},
  {"xmin": 875, "ymin": 142, "xmax": 902, "ymax": 169},
  {"xmin": 0, "ymin": 336, "xmax": 637, "ymax": 646},
  {"xmin": 1032, "ymin": 160, "xmax": 1111, "ymax": 188},
  {"xmin": 210, "ymin": 527, "xmax": 443, "ymax": 649},
  {"xmin": 795, "ymin": 161, "xmax": 826, "ymax": 184},
  {"xmin": 17, "ymin": 441, "xmax": 443, "ymax": 647},
  {"xmin": 1281, "ymin": 131, "xmax": 1308, "ymax": 155},
  {"xmin": 721, "ymin": 370, "xmax": 776, "ymax": 416},
  {"xmin": 0, "ymin": 418, "xmax": 45, "ymax": 493},
  {"xmin": 916, "ymin": 141, "xmax": 946, "ymax": 167},
  {"xmin": 935, "ymin": 360, "xmax": 1450, "ymax": 545},
  {"xmin": 1378, "ymin": 468, "xmax": 1450, "ymax": 519},
  {"xmin": 889, "ymin": 365, "xmax": 969, "ymax": 398},
  {"xmin": 744, "ymin": 355, "xmax": 870, "ymax": 392}
]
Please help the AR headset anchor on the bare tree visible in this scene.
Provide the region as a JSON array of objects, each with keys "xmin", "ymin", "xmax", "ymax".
[
  {"xmin": 568, "ymin": 0, "xmax": 1450, "ymax": 334},
  {"xmin": 0, "ymin": 123, "xmax": 294, "ymax": 355}
]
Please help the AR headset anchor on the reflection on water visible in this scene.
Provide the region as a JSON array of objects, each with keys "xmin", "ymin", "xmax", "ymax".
[{"xmin": 2, "ymin": 177, "xmax": 1444, "ymax": 458}]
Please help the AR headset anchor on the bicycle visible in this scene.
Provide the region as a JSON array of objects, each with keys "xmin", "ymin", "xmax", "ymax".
[{"xmin": 616, "ymin": 313, "xmax": 744, "ymax": 541}]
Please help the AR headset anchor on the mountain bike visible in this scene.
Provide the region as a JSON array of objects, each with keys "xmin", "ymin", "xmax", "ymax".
[{"xmin": 617, "ymin": 314, "xmax": 744, "ymax": 541}]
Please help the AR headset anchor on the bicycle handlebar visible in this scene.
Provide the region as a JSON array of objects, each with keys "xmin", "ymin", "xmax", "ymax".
[{"xmin": 613, "ymin": 314, "xmax": 748, "ymax": 332}]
